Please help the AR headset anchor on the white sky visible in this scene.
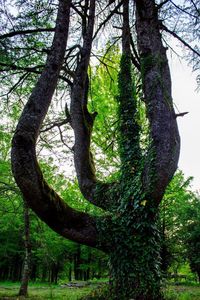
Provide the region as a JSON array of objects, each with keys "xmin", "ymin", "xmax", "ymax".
[{"xmin": 170, "ymin": 54, "xmax": 200, "ymax": 191}]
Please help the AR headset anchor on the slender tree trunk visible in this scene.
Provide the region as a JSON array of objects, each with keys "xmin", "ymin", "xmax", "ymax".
[
  {"xmin": 18, "ymin": 200, "xmax": 31, "ymax": 297},
  {"xmin": 68, "ymin": 264, "xmax": 72, "ymax": 281},
  {"xmin": 74, "ymin": 244, "xmax": 82, "ymax": 280}
]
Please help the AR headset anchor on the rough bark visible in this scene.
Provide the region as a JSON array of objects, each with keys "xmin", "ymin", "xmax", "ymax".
[
  {"xmin": 11, "ymin": 0, "xmax": 98, "ymax": 248},
  {"xmin": 104, "ymin": 1, "xmax": 163, "ymax": 299},
  {"xmin": 135, "ymin": 0, "xmax": 180, "ymax": 204},
  {"xmin": 70, "ymin": 0, "xmax": 116, "ymax": 211}
]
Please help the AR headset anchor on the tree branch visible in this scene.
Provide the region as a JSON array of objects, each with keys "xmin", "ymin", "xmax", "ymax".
[
  {"xmin": 11, "ymin": 0, "xmax": 99, "ymax": 249},
  {"xmin": 0, "ymin": 27, "xmax": 55, "ymax": 40},
  {"xmin": 93, "ymin": 0, "xmax": 123, "ymax": 40},
  {"xmin": 0, "ymin": 62, "xmax": 73, "ymax": 86},
  {"xmin": 135, "ymin": 0, "xmax": 180, "ymax": 205},
  {"xmin": 169, "ymin": 0, "xmax": 198, "ymax": 19},
  {"xmin": 161, "ymin": 24, "xmax": 200, "ymax": 58},
  {"xmin": 70, "ymin": 1, "xmax": 116, "ymax": 211},
  {"xmin": 175, "ymin": 111, "xmax": 189, "ymax": 118},
  {"xmin": 40, "ymin": 118, "xmax": 71, "ymax": 133},
  {"xmin": 156, "ymin": 0, "xmax": 170, "ymax": 10}
]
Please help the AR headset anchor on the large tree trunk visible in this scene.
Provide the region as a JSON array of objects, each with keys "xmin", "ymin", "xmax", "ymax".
[
  {"xmin": 108, "ymin": 216, "xmax": 162, "ymax": 299},
  {"xmin": 97, "ymin": 0, "xmax": 179, "ymax": 298}
]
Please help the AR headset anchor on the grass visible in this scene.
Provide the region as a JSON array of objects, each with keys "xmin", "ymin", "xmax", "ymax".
[
  {"xmin": 0, "ymin": 281, "xmax": 200, "ymax": 299},
  {"xmin": 164, "ymin": 283, "xmax": 200, "ymax": 300},
  {"xmin": 0, "ymin": 282, "xmax": 93, "ymax": 300}
]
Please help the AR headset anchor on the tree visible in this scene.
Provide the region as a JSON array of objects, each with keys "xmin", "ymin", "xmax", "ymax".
[
  {"xmin": 0, "ymin": 0, "xmax": 199, "ymax": 299},
  {"xmin": 179, "ymin": 194, "xmax": 200, "ymax": 282},
  {"xmin": 18, "ymin": 200, "xmax": 31, "ymax": 297},
  {"xmin": 159, "ymin": 171, "xmax": 194, "ymax": 274}
]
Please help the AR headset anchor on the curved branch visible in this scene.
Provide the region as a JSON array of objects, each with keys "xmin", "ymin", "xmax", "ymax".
[
  {"xmin": 11, "ymin": 0, "xmax": 99, "ymax": 248},
  {"xmin": 135, "ymin": 0, "xmax": 180, "ymax": 204}
]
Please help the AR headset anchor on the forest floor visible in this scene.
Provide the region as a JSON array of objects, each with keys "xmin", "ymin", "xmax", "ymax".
[
  {"xmin": 0, "ymin": 281, "xmax": 200, "ymax": 299},
  {"xmin": 0, "ymin": 281, "xmax": 92, "ymax": 300}
]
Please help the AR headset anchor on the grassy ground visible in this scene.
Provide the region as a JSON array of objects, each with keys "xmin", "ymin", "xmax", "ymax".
[
  {"xmin": 0, "ymin": 282, "xmax": 93, "ymax": 300},
  {"xmin": 165, "ymin": 283, "xmax": 200, "ymax": 300},
  {"xmin": 0, "ymin": 281, "xmax": 200, "ymax": 299}
]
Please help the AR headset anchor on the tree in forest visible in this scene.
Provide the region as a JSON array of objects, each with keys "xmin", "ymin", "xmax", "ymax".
[
  {"xmin": 159, "ymin": 171, "xmax": 195, "ymax": 275},
  {"xmin": 0, "ymin": 0, "xmax": 199, "ymax": 299},
  {"xmin": 18, "ymin": 200, "xmax": 31, "ymax": 297}
]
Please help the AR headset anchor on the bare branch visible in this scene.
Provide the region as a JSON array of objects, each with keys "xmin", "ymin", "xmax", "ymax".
[
  {"xmin": 0, "ymin": 62, "xmax": 73, "ymax": 86},
  {"xmin": 169, "ymin": 0, "xmax": 198, "ymax": 19},
  {"xmin": 190, "ymin": 0, "xmax": 200, "ymax": 16},
  {"xmin": 0, "ymin": 62, "xmax": 43, "ymax": 73},
  {"xmin": 156, "ymin": 0, "xmax": 170, "ymax": 9},
  {"xmin": 161, "ymin": 24, "xmax": 200, "ymax": 57},
  {"xmin": 40, "ymin": 117, "xmax": 71, "ymax": 133},
  {"xmin": 175, "ymin": 112, "xmax": 189, "ymax": 118},
  {"xmin": 93, "ymin": 0, "xmax": 123, "ymax": 40},
  {"xmin": 0, "ymin": 27, "xmax": 55, "ymax": 40}
]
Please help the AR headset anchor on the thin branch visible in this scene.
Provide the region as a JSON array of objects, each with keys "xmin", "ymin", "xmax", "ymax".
[
  {"xmin": 1, "ymin": 73, "xmax": 28, "ymax": 100},
  {"xmin": 175, "ymin": 112, "xmax": 189, "ymax": 118},
  {"xmin": 58, "ymin": 126, "xmax": 73, "ymax": 152},
  {"xmin": 71, "ymin": 3, "xmax": 84, "ymax": 19},
  {"xmin": 157, "ymin": 0, "xmax": 170, "ymax": 9},
  {"xmin": 40, "ymin": 118, "xmax": 71, "ymax": 133},
  {"xmin": 0, "ymin": 181, "xmax": 20, "ymax": 195},
  {"xmin": 0, "ymin": 27, "xmax": 55, "ymax": 40},
  {"xmin": 91, "ymin": 52, "xmax": 115, "ymax": 82},
  {"xmin": 169, "ymin": 0, "xmax": 198, "ymax": 19},
  {"xmin": 190, "ymin": 0, "xmax": 200, "ymax": 16},
  {"xmin": 161, "ymin": 24, "xmax": 200, "ymax": 57},
  {"xmin": 93, "ymin": 0, "xmax": 123, "ymax": 40},
  {"xmin": 0, "ymin": 62, "xmax": 43, "ymax": 73},
  {"xmin": 0, "ymin": 62, "xmax": 73, "ymax": 86}
]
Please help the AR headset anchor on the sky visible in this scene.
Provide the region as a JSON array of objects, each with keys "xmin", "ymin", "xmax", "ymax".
[{"xmin": 170, "ymin": 54, "xmax": 200, "ymax": 191}]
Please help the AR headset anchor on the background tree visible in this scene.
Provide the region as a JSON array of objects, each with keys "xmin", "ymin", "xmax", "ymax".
[{"xmin": 159, "ymin": 171, "xmax": 195, "ymax": 275}]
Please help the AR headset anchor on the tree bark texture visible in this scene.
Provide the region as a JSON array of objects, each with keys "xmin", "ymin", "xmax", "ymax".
[
  {"xmin": 135, "ymin": 0, "xmax": 180, "ymax": 204},
  {"xmin": 11, "ymin": 0, "xmax": 98, "ymax": 248}
]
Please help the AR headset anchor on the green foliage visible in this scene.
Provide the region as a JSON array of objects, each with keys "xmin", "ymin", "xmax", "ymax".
[
  {"xmin": 80, "ymin": 284, "xmax": 110, "ymax": 300},
  {"xmin": 0, "ymin": 102, "xmax": 107, "ymax": 283},
  {"xmin": 94, "ymin": 52, "xmax": 163, "ymax": 299},
  {"xmin": 0, "ymin": 281, "xmax": 93, "ymax": 299},
  {"xmin": 89, "ymin": 45, "xmax": 120, "ymax": 178},
  {"xmin": 183, "ymin": 197, "xmax": 200, "ymax": 280},
  {"xmin": 117, "ymin": 54, "xmax": 141, "ymax": 179},
  {"xmin": 164, "ymin": 284, "xmax": 200, "ymax": 300},
  {"xmin": 159, "ymin": 171, "xmax": 199, "ymax": 276}
]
